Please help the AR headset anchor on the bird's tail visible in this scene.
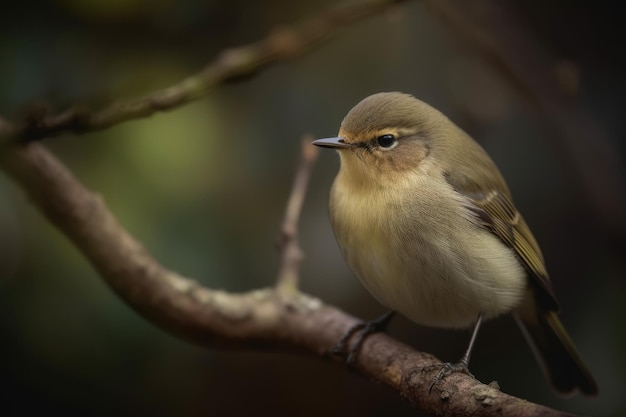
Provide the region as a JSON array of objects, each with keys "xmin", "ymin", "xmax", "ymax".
[{"xmin": 514, "ymin": 298, "xmax": 598, "ymax": 396}]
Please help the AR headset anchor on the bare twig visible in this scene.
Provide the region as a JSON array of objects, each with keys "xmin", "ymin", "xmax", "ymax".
[
  {"xmin": 0, "ymin": 0, "xmax": 408, "ymax": 147},
  {"xmin": 0, "ymin": 142, "xmax": 580, "ymax": 416},
  {"xmin": 276, "ymin": 136, "xmax": 319, "ymax": 294}
]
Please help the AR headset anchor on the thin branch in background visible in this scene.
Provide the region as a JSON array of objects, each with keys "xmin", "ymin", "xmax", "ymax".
[
  {"xmin": 276, "ymin": 136, "xmax": 319, "ymax": 294},
  {"xmin": 0, "ymin": 0, "xmax": 408, "ymax": 146},
  {"xmin": 424, "ymin": 0, "xmax": 626, "ymax": 236}
]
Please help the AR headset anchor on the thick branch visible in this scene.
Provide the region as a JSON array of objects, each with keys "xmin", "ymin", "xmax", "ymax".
[
  {"xmin": 0, "ymin": 0, "xmax": 408, "ymax": 146},
  {"xmin": 0, "ymin": 143, "xmax": 579, "ymax": 416}
]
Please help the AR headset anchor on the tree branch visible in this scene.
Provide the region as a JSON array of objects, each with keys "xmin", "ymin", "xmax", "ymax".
[
  {"xmin": 0, "ymin": 0, "xmax": 408, "ymax": 147},
  {"xmin": 0, "ymin": 142, "xmax": 580, "ymax": 416}
]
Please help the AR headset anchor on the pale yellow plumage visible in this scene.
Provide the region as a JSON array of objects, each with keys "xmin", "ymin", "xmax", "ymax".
[{"xmin": 330, "ymin": 155, "xmax": 526, "ymax": 328}]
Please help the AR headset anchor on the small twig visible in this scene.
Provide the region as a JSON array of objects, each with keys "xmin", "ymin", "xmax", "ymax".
[
  {"xmin": 0, "ymin": 0, "xmax": 408, "ymax": 146},
  {"xmin": 276, "ymin": 136, "xmax": 319, "ymax": 294}
]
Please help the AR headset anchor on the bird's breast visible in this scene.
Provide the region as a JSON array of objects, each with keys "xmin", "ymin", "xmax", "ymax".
[{"xmin": 329, "ymin": 171, "xmax": 526, "ymax": 328}]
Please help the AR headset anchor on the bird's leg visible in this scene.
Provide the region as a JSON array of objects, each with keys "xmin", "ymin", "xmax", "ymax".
[
  {"xmin": 332, "ymin": 310, "xmax": 396, "ymax": 365},
  {"xmin": 429, "ymin": 314, "xmax": 483, "ymax": 393}
]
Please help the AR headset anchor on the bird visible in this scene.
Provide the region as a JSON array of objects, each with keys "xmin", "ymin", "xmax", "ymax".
[{"xmin": 313, "ymin": 91, "xmax": 597, "ymax": 396}]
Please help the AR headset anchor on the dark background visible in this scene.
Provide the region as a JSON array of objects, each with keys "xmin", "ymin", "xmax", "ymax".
[{"xmin": 1, "ymin": 1, "xmax": 624, "ymax": 416}]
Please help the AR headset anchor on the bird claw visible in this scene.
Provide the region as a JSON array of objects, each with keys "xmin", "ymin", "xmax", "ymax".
[
  {"xmin": 331, "ymin": 322, "xmax": 366, "ymax": 364},
  {"xmin": 428, "ymin": 360, "xmax": 475, "ymax": 394},
  {"xmin": 331, "ymin": 311, "xmax": 395, "ymax": 365}
]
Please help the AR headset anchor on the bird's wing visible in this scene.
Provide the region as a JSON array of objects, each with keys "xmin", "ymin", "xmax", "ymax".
[{"xmin": 449, "ymin": 178, "xmax": 560, "ymax": 311}]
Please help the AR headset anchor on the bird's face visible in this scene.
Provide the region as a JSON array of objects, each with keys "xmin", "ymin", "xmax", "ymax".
[{"xmin": 314, "ymin": 92, "xmax": 440, "ymax": 181}]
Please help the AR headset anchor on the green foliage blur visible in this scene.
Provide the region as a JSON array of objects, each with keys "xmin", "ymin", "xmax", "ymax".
[{"xmin": 1, "ymin": 1, "xmax": 624, "ymax": 416}]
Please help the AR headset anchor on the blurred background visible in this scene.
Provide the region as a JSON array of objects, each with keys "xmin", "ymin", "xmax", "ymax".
[{"xmin": 1, "ymin": 0, "xmax": 624, "ymax": 416}]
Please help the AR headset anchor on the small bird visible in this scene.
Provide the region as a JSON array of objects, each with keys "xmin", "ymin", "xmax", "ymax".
[{"xmin": 313, "ymin": 92, "xmax": 597, "ymax": 396}]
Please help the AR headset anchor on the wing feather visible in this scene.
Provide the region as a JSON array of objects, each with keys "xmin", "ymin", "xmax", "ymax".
[
  {"xmin": 445, "ymin": 172, "xmax": 560, "ymax": 312},
  {"xmin": 468, "ymin": 190, "xmax": 559, "ymax": 311}
]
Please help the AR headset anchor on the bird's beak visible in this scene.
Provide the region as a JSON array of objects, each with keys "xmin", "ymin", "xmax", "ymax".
[{"xmin": 312, "ymin": 137, "xmax": 352, "ymax": 149}]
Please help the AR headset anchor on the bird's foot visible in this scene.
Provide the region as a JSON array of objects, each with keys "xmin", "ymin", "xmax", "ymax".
[
  {"xmin": 331, "ymin": 311, "xmax": 395, "ymax": 365},
  {"xmin": 428, "ymin": 359, "xmax": 475, "ymax": 394}
]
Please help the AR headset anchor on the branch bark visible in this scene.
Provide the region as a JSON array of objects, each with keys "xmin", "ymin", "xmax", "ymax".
[{"xmin": 0, "ymin": 142, "xmax": 581, "ymax": 417}]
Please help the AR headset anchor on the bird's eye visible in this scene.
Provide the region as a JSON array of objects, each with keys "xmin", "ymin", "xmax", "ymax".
[{"xmin": 376, "ymin": 134, "xmax": 397, "ymax": 148}]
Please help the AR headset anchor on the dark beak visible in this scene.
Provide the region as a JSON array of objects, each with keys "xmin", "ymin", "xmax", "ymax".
[{"xmin": 312, "ymin": 137, "xmax": 352, "ymax": 149}]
